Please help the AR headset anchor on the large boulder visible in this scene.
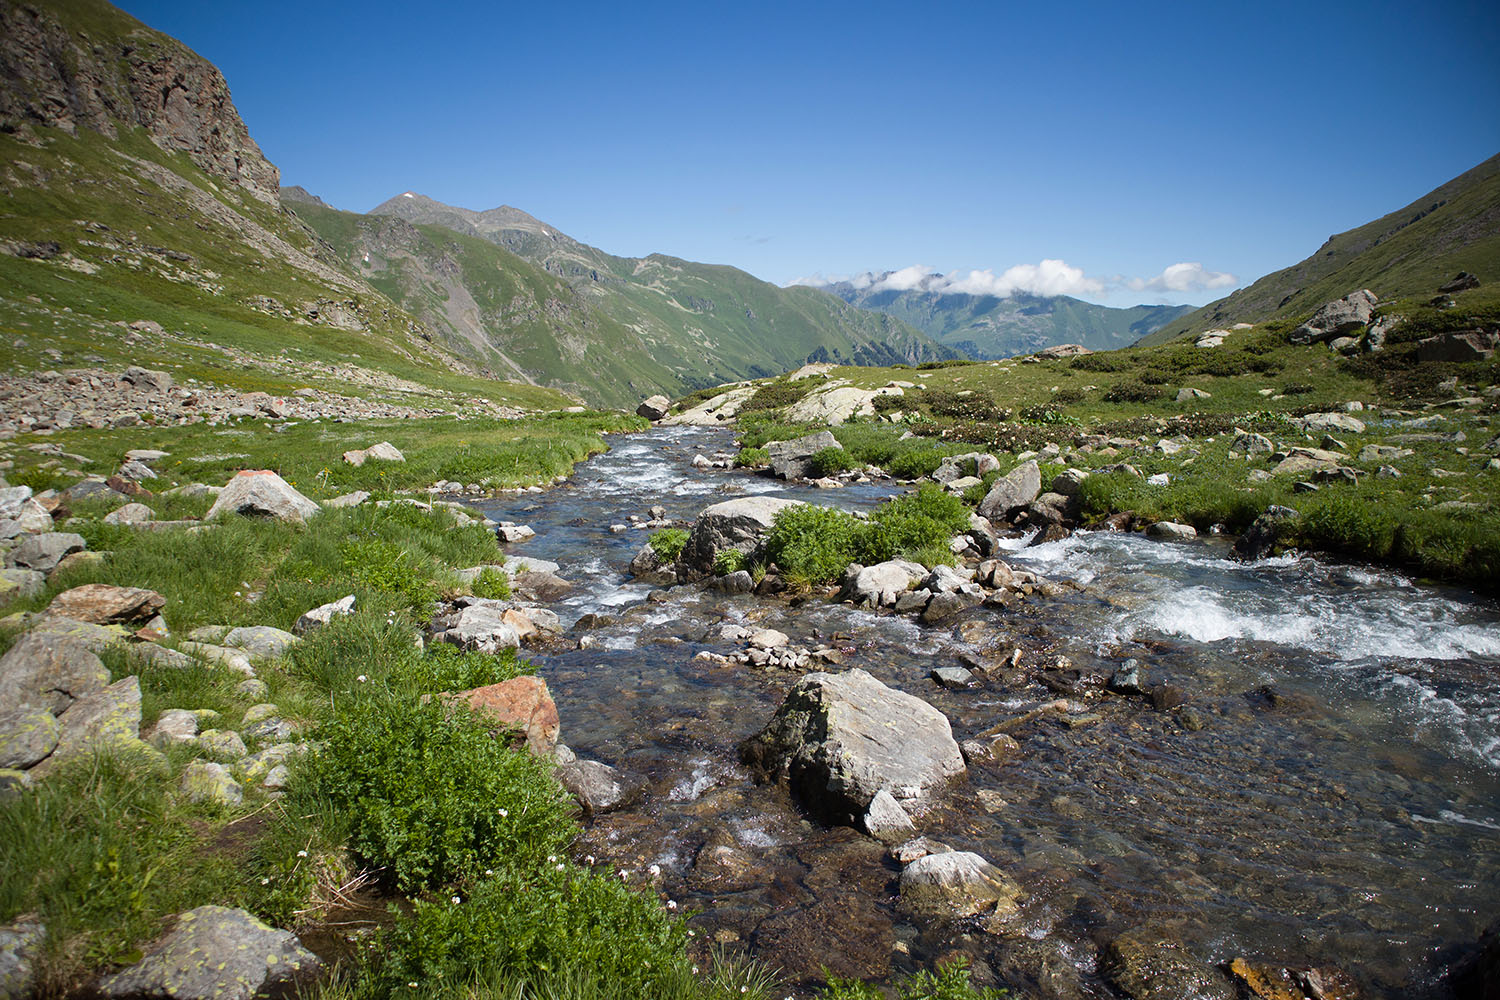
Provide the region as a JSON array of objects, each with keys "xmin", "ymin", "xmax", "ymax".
[
  {"xmin": 96, "ymin": 906, "xmax": 319, "ymax": 1000},
  {"xmin": 205, "ymin": 470, "xmax": 320, "ymax": 523},
  {"xmin": 1416, "ymin": 329, "xmax": 1500, "ymax": 363},
  {"xmin": 766, "ymin": 431, "xmax": 840, "ymax": 480},
  {"xmin": 0, "ymin": 634, "xmax": 108, "ymax": 715},
  {"xmin": 0, "ymin": 487, "xmax": 35, "ymax": 521},
  {"xmin": 556, "ymin": 758, "xmax": 644, "ymax": 815},
  {"xmin": 0, "ymin": 568, "xmax": 45, "ymax": 605},
  {"xmin": 47, "ymin": 584, "xmax": 166, "ymax": 625},
  {"xmin": 898, "ymin": 850, "xmax": 1023, "ymax": 920},
  {"xmin": 840, "ymin": 559, "xmax": 926, "ymax": 608},
  {"xmin": 977, "ymin": 461, "xmax": 1041, "ymax": 522},
  {"xmin": 455, "ymin": 676, "xmax": 560, "ymax": 756},
  {"xmin": 1289, "ymin": 290, "xmax": 1378, "ymax": 345},
  {"xmin": 342, "ymin": 441, "xmax": 405, "ymax": 466},
  {"xmin": 0, "ymin": 707, "xmax": 59, "ymax": 769},
  {"xmin": 5, "ymin": 532, "xmax": 85, "ymax": 573},
  {"xmin": 1297, "ymin": 412, "xmax": 1366, "ymax": 435},
  {"xmin": 48, "ymin": 676, "xmax": 142, "ymax": 763},
  {"xmin": 1234, "ymin": 505, "xmax": 1299, "ymax": 561},
  {"xmin": 785, "ymin": 386, "xmax": 897, "ymax": 425},
  {"xmin": 636, "ymin": 395, "xmax": 671, "ymax": 420},
  {"xmin": 681, "ymin": 496, "xmax": 803, "ymax": 575},
  {"xmin": 740, "ymin": 667, "xmax": 965, "ymax": 826}
]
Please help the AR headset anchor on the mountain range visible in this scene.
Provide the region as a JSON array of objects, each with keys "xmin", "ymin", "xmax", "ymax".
[{"xmin": 806, "ymin": 274, "xmax": 1191, "ymax": 358}]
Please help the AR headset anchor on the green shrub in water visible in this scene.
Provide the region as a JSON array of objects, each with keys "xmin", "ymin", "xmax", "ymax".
[
  {"xmin": 714, "ymin": 548, "xmax": 748, "ymax": 575},
  {"xmin": 887, "ymin": 448, "xmax": 945, "ymax": 480},
  {"xmin": 734, "ymin": 446, "xmax": 769, "ymax": 468},
  {"xmin": 764, "ymin": 504, "xmax": 860, "ymax": 585},
  {"xmin": 807, "ymin": 446, "xmax": 855, "ymax": 477},
  {"xmin": 649, "ymin": 528, "xmax": 690, "ymax": 562},
  {"xmin": 306, "ymin": 696, "xmax": 574, "ymax": 892},
  {"xmin": 817, "ymin": 958, "xmax": 1008, "ymax": 999},
  {"xmin": 856, "ymin": 484, "xmax": 971, "ymax": 565}
]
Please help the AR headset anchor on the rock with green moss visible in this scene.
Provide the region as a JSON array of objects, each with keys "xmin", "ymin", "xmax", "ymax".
[
  {"xmin": 0, "ymin": 633, "xmax": 108, "ymax": 715},
  {"xmin": 0, "ymin": 916, "xmax": 44, "ymax": 1000},
  {"xmin": 0, "ymin": 707, "xmax": 59, "ymax": 769},
  {"xmin": 179, "ymin": 760, "xmax": 242, "ymax": 807},
  {"xmin": 96, "ymin": 905, "xmax": 320, "ymax": 1000},
  {"xmin": 0, "ymin": 569, "xmax": 44, "ymax": 605}
]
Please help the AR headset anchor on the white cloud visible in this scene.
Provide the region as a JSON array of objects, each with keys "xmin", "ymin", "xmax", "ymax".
[
  {"xmin": 1126, "ymin": 262, "xmax": 1238, "ymax": 294},
  {"xmin": 790, "ymin": 259, "xmax": 1238, "ymax": 301}
]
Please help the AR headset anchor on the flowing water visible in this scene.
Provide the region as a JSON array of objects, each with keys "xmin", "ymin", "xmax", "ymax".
[{"xmin": 474, "ymin": 426, "xmax": 1500, "ymax": 998}]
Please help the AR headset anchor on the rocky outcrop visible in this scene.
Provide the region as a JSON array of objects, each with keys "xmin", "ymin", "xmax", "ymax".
[
  {"xmin": 96, "ymin": 906, "xmax": 319, "ymax": 1000},
  {"xmin": 636, "ymin": 395, "xmax": 671, "ymax": 420},
  {"xmin": 741, "ymin": 667, "xmax": 965, "ymax": 827},
  {"xmin": 1289, "ymin": 290, "xmax": 1378, "ymax": 345},
  {"xmin": 0, "ymin": 0, "xmax": 279, "ymax": 203},
  {"xmin": 681, "ymin": 496, "xmax": 802, "ymax": 575},
  {"xmin": 1416, "ymin": 329, "xmax": 1499, "ymax": 363}
]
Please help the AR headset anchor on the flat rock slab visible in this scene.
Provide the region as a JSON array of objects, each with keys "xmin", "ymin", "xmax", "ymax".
[
  {"xmin": 6, "ymin": 532, "xmax": 85, "ymax": 573},
  {"xmin": 221, "ymin": 625, "xmax": 299, "ymax": 659},
  {"xmin": 741, "ymin": 667, "xmax": 965, "ymax": 825},
  {"xmin": 47, "ymin": 584, "xmax": 166, "ymax": 625},
  {"xmin": 206, "ymin": 470, "xmax": 320, "ymax": 523},
  {"xmin": 96, "ymin": 905, "xmax": 319, "ymax": 1000}
]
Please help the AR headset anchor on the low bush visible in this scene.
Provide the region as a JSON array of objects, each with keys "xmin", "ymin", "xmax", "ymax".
[
  {"xmin": 648, "ymin": 528, "xmax": 690, "ymax": 562},
  {"xmin": 470, "ymin": 566, "xmax": 511, "ymax": 600},
  {"xmin": 807, "ymin": 446, "xmax": 854, "ymax": 477},
  {"xmin": 714, "ymin": 549, "xmax": 748, "ymax": 575},
  {"xmin": 1104, "ymin": 380, "xmax": 1163, "ymax": 403},
  {"xmin": 857, "ymin": 484, "xmax": 970, "ymax": 564},
  {"xmin": 888, "ymin": 448, "xmax": 945, "ymax": 480},
  {"xmin": 742, "ymin": 380, "xmax": 810, "ymax": 412},
  {"xmin": 734, "ymin": 446, "xmax": 769, "ymax": 468},
  {"xmin": 817, "ymin": 958, "xmax": 1008, "ymax": 999},
  {"xmin": 398, "ymin": 644, "xmax": 529, "ymax": 694},
  {"xmin": 367, "ymin": 866, "xmax": 691, "ymax": 998},
  {"xmin": 764, "ymin": 504, "xmax": 860, "ymax": 585},
  {"xmin": 305, "ymin": 697, "xmax": 575, "ymax": 892},
  {"xmin": 917, "ymin": 388, "xmax": 1008, "ymax": 422}
]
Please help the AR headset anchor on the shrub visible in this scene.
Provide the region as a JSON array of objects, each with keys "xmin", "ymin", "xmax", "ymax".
[
  {"xmin": 1300, "ymin": 492, "xmax": 1395, "ymax": 560},
  {"xmin": 764, "ymin": 504, "xmax": 860, "ymax": 584},
  {"xmin": 368, "ymin": 866, "xmax": 691, "ymax": 998},
  {"xmin": 807, "ymin": 446, "xmax": 854, "ymax": 477},
  {"xmin": 887, "ymin": 449, "xmax": 944, "ymax": 480},
  {"xmin": 872, "ymin": 393, "xmax": 905, "ymax": 413},
  {"xmin": 817, "ymin": 958, "xmax": 1008, "ymax": 999},
  {"xmin": 1104, "ymin": 380, "xmax": 1163, "ymax": 403},
  {"xmin": 1281, "ymin": 382, "xmax": 1316, "ymax": 395},
  {"xmin": 469, "ymin": 566, "xmax": 511, "ymax": 600},
  {"xmin": 1069, "ymin": 352, "xmax": 1134, "ymax": 373},
  {"xmin": 714, "ymin": 549, "xmax": 748, "ymax": 575},
  {"xmin": 742, "ymin": 381, "xmax": 810, "ymax": 412},
  {"xmin": 398, "ymin": 644, "xmax": 529, "ymax": 695},
  {"xmin": 648, "ymin": 528, "xmax": 689, "ymax": 562},
  {"xmin": 856, "ymin": 484, "xmax": 970, "ymax": 565},
  {"xmin": 734, "ymin": 446, "xmax": 769, "ymax": 468},
  {"xmin": 305, "ymin": 697, "xmax": 575, "ymax": 892},
  {"xmin": 918, "ymin": 388, "xmax": 1007, "ymax": 421}
]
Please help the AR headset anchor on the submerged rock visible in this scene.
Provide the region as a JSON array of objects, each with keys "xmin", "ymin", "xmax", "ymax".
[
  {"xmin": 898, "ymin": 850, "xmax": 1023, "ymax": 920},
  {"xmin": 740, "ymin": 667, "xmax": 965, "ymax": 826},
  {"xmin": 1101, "ymin": 925, "xmax": 1234, "ymax": 1000},
  {"xmin": 556, "ymin": 758, "xmax": 644, "ymax": 815}
]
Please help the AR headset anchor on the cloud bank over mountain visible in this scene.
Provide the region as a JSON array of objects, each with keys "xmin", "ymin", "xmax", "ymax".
[{"xmin": 789, "ymin": 259, "xmax": 1238, "ymax": 302}]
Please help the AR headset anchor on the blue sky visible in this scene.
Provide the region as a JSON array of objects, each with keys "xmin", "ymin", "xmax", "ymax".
[{"xmin": 118, "ymin": 0, "xmax": 1500, "ymax": 306}]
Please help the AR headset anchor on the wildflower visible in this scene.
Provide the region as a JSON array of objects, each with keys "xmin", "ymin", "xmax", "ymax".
[
  {"xmin": 555, "ymin": 864, "xmax": 564, "ymax": 872},
  {"xmin": 584, "ymin": 854, "xmax": 595, "ymax": 865},
  {"xmin": 296, "ymin": 850, "xmax": 308, "ymax": 858},
  {"xmin": 260, "ymin": 877, "xmax": 269, "ymax": 885},
  {"xmin": 741, "ymin": 989, "xmax": 749, "ymax": 995},
  {"xmin": 497, "ymin": 808, "xmax": 508, "ymax": 817},
  {"xmin": 619, "ymin": 869, "xmax": 630, "ymax": 880},
  {"xmin": 451, "ymin": 895, "xmax": 461, "ymax": 904},
  {"xmin": 692, "ymin": 967, "xmax": 699, "ymax": 975},
  {"xmin": 547, "ymin": 855, "xmax": 557, "ymax": 863},
  {"xmin": 357, "ymin": 674, "xmax": 367, "ymax": 683},
  {"xmin": 666, "ymin": 900, "xmax": 677, "ymax": 910},
  {"xmin": 485, "ymin": 869, "xmax": 494, "ymax": 876},
  {"xmin": 408, "ymin": 984, "xmax": 418, "ymax": 989}
]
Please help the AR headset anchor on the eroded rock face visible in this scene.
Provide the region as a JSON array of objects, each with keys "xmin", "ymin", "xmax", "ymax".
[
  {"xmin": 96, "ymin": 906, "xmax": 319, "ymax": 1000},
  {"xmin": 0, "ymin": 3, "xmax": 279, "ymax": 203},
  {"xmin": 681, "ymin": 496, "xmax": 803, "ymax": 575},
  {"xmin": 740, "ymin": 667, "xmax": 965, "ymax": 826}
]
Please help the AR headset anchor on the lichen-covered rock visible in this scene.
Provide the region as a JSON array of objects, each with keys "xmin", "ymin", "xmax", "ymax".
[
  {"xmin": 1289, "ymin": 290, "xmax": 1378, "ymax": 345},
  {"xmin": 47, "ymin": 584, "xmax": 166, "ymax": 625},
  {"xmin": 95, "ymin": 906, "xmax": 319, "ymax": 1000},
  {"xmin": 50, "ymin": 676, "xmax": 142, "ymax": 760},
  {"xmin": 898, "ymin": 850, "xmax": 1023, "ymax": 919},
  {"xmin": 0, "ymin": 707, "xmax": 59, "ymax": 769},
  {"xmin": 103, "ymin": 502, "xmax": 155, "ymax": 524},
  {"xmin": 0, "ymin": 916, "xmax": 44, "ymax": 1000},
  {"xmin": 0, "ymin": 569, "xmax": 44, "ymax": 605},
  {"xmin": 741, "ymin": 667, "xmax": 965, "ymax": 825},
  {"xmin": 179, "ymin": 760, "xmax": 242, "ymax": 806},
  {"xmin": 206, "ymin": 470, "xmax": 319, "ymax": 523},
  {"xmin": 5, "ymin": 532, "xmax": 85, "ymax": 573},
  {"xmin": 220, "ymin": 625, "xmax": 299, "ymax": 659}
]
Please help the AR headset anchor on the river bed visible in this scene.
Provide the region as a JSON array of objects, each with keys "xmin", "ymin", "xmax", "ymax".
[{"xmin": 474, "ymin": 425, "xmax": 1500, "ymax": 998}]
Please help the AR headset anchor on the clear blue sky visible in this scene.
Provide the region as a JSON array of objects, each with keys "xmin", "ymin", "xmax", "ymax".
[{"xmin": 117, "ymin": 0, "xmax": 1500, "ymax": 306}]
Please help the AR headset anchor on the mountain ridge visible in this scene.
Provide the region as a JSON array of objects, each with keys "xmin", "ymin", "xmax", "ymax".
[{"xmin": 1142, "ymin": 152, "xmax": 1500, "ymax": 345}]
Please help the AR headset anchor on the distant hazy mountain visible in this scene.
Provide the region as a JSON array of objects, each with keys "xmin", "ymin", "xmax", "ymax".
[
  {"xmin": 806, "ymin": 274, "xmax": 1189, "ymax": 359},
  {"xmin": 359, "ymin": 193, "xmax": 955, "ymax": 405},
  {"xmin": 1142, "ymin": 152, "xmax": 1500, "ymax": 345}
]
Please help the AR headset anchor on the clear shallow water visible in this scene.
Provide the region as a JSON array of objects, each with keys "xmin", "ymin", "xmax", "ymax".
[{"xmin": 474, "ymin": 426, "xmax": 1500, "ymax": 998}]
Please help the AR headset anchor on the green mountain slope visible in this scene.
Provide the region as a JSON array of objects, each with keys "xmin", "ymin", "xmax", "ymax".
[
  {"xmin": 0, "ymin": 0, "xmax": 574, "ymax": 412},
  {"xmin": 367, "ymin": 193, "xmax": 955, "ymax": 394},
  {"xmin": 814, "ymin": 279, "xmax": 1189, "ymax": 358},
  {"xmin": 1142, "ymin": 152, "xmax": 1500, "ymax": 345}
]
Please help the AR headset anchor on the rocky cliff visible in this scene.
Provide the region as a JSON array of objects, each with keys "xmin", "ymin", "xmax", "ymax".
[{"xmin": 0, "ymin": 0, "xmax": 278, "ymax": 203}]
